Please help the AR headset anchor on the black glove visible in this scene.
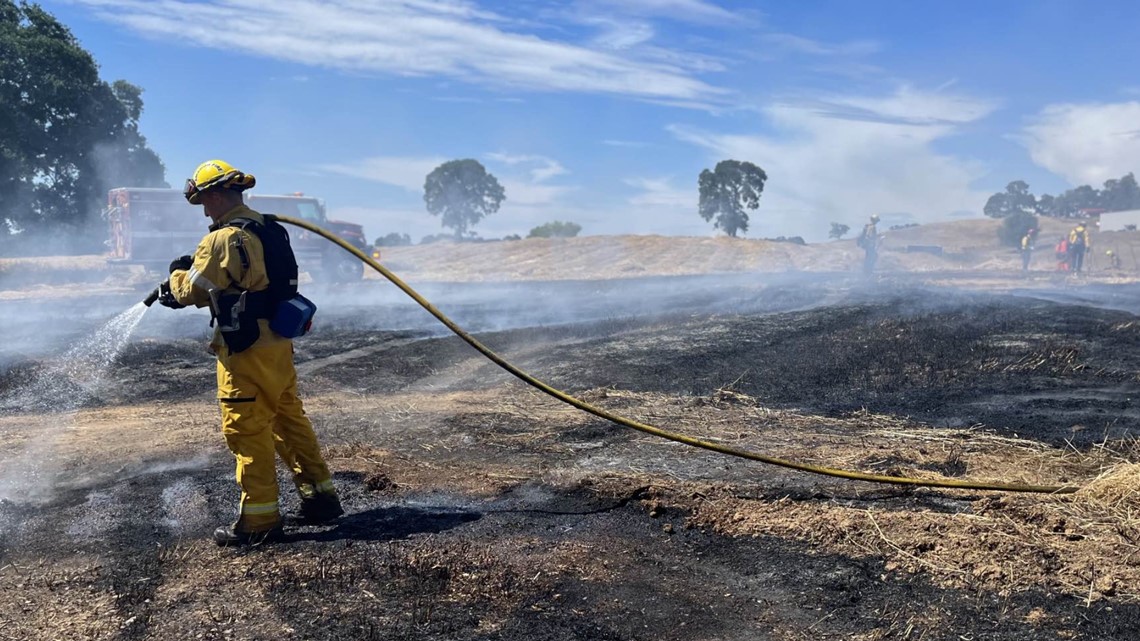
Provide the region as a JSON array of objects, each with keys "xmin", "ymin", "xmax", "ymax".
[
  {"xmin": 157, "ymin": 280, "xmax": 185, "ymax": 309},
  {"xmin": 169, "ymin": 254, "xmax": 193, "ymax": 274}
]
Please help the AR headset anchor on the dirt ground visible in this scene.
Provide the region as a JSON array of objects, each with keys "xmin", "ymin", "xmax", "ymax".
[
  {"xmin": 2, "ymin": 271, "xmax": 1140, "ymax": 640},
  {"xmin": 4, "ymin": 222, "xmax": 1140, "ymax": 640}
]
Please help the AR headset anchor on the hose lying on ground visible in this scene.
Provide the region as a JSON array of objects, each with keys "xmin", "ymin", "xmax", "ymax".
[{"xmin": 275, "ymin": 215, "xmax": 1078, "ymax": 495}]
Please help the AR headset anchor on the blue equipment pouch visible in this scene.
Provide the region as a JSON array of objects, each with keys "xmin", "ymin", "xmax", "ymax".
[{"xmin": 270, "ymin": 294, "xmax": 317, "ymax": 339}]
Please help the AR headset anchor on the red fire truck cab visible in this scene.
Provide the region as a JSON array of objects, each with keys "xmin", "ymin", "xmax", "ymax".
[{"xmin": 105, "ymin": 188, "xmax": 368, "ymax": 282}]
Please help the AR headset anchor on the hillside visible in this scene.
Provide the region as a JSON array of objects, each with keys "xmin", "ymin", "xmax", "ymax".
[
  {"xmin": 377, "ymin": 217, "xmax": 1140, "ymax": 282},
  {"xmin": 3, "ymin": 217, "xmax": 1139, "ymax": 289}
]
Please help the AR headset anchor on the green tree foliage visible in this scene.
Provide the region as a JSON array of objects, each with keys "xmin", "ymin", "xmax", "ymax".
[
  {"xmin": 983, "ymin": 180, "xmax": 1036, "ymax": 218},
  {"xmin": 1049, "ymin": 184, "xmax": 1101, "ymax": 217},
  {"xmin": 984, "ymin": 173, "xmax": 1140, "ymax": 219},
  {"xmin": 423, "ymin": 159, "xmax": 505, "ymax": 237},
  {"xmin": 0, "ymin": 1, "xmax": 167, "ymax": 250},
  {"xmin": 528, "ymin": 220, "xmax": 582, "ymax": 238},
  {"xmin": 1100, "ymin": 174, "xmax": 1140, "ymax": 212},
  {"xmin": 91, "ymin": 80, "xmax": 167, "ymax": 190},
  {"xmin": 828, "ymin": 222, "xmax": 850, "ymax": 240},
  {"xmin": 697, "ymin": 160, "xmax": 767, "ymax": 237},
  {"xmin": 998, "ymin": 211, "xmax": 1038, "ymax": 248},
  {"xmin": 374, "ymin": 232, "xmax": 412, "ymax": 247},
  {"xmin": 420, "ymin": 232, "xmax": 456, "ymax": 245}
]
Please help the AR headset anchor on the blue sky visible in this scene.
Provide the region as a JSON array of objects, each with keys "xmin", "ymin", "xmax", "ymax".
[{"xmin": 49, "ymin": 0, "xmax": 1140, "ymax": 241}]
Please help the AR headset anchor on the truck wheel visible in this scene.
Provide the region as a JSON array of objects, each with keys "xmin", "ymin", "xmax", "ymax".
[{"xmin": 325, "ymin": 254, "xmax": 363, "ymax": 283}]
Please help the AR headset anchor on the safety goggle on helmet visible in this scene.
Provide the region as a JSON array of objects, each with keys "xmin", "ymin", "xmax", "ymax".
[{"xmin": 183, "ymin": 159, "xmax": 256, "ymax": 204}]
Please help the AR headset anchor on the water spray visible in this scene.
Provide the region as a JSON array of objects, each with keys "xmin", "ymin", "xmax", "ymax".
[{"xmin": 0, "ymin": 302, "xmax": 150, "ymax": 503}]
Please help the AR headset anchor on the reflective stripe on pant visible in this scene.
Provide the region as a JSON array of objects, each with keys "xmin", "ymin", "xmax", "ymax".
[{"xmin": 217, "ymin": 339, "xmax": 335, "ymax": 532}]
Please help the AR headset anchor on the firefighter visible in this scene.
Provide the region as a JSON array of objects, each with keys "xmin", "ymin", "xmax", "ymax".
[
  {"xmin": 1020, "ymin": 228, "xmax": 1036, "ymax": 272},
  {"xmin": 1068, "ymin": 222, "xmax": 1091, "ymax": 273},
  {"xmin": 1106, "ymin": 249, "xmax": 1122, "ymax": 270},
  {"xmin": 1055, "ymin": 236, "xmax": 1069, "ymax": 272},
  {"xmin": 157, "ymin": 159, "xmax": 343, "ymax": 546},
  {"xmin": 857, "ymin": 214, "xmax": 881, "ymax": 275}
]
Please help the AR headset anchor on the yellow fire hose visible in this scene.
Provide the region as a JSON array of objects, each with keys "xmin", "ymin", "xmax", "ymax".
[{"xmin": 277, "ymin": 215, "xmax": 1078, "ymax": 494}]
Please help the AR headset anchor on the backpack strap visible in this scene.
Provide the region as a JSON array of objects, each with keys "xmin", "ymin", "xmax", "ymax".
[
  {"xmin": 226, "ymin": 217, "xmax": 262, "ymax": 274},
  {"xmin": 223, "ymin": 216, "xmax": 276, "ymax": 319}
]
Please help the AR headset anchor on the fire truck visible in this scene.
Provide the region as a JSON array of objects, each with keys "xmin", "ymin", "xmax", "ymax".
[{"xmin": 104, "ymin": 188, "xmax": 368, "ymax": 282}]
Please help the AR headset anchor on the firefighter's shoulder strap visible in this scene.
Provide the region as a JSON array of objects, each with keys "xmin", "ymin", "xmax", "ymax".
[
  {"xmin": 221, "ymin": 215, "xmax": 315, "ymax": 346},
  {"xmin": 225, "ymin": 215, "xmax": 300, "ymax": 308}
]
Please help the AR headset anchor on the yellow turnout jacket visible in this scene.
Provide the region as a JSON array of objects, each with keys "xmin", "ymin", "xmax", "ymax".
[{"xmin": 169, "ymin": 204, "xmax": 286, "ymax": 352}]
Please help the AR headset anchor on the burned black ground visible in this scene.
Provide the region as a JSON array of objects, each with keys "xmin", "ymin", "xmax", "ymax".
[{"xmin": 2, "ymin": 286, "xmax": 1140, "ymax": 640}]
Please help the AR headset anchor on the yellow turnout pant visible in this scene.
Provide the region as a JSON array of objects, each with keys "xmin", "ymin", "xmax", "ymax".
[{"xmin": 216, "ymin": 339, "xmax": 334, "ymax": 532}]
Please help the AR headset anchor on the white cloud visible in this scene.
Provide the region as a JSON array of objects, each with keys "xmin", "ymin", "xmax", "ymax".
[
  {"xmin": 603, "ymin": 139, "xmax": 650, "ymax": 148},
  {"xmin": 833, "ymin": 85, "xmax": 993, "ymax": 124},
  {"xmin": 585, "ymin": 0, "xmax": 737, "ymax": 23},
  {"xmin": 483, "ymin": 154, "xmax": 573, "ymax": 215},
  {"xmin": 624, "ymin": 177, "xmax": 693, "ymax": 208},
  {"xmin": 485, "ymin": 153, "xmax": 568, "ymax": 182},
  {"xmin": 761, "ymin": 33, "xmax": 881, "ymax": 57},
  {"xmin": 668, "ymin": 86, "xmax": 996, "ymax": 239},
  {"xmin": 591, "ymin": 20, "xmax": 656, "ymax": 50},
  {"xmin": 499, "ymin": 180, "xmax": 572, "ymax": 207},
  {"xmin": 323, "ymin": 152, "xmax": 576, "ymax": 236},
  {"xmin": 319, "ymin": 156, "xmax": 446, "ymax": 191},
  {"xmin": 1022, "ymin": 102, "xmax": 1140, "ymax": 185},
  {"xmin": 73, "ymin": 0, "xmax": 727, "ymax": 104}
]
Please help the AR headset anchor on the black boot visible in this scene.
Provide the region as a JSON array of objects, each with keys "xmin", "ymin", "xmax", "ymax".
[
  {"xmin": 296, "ymin": 493, "xmax": 344, "ymax": 525},
  {"xmin": 213, "ymin": 523, "xmax": 284, "ymax": 547}
]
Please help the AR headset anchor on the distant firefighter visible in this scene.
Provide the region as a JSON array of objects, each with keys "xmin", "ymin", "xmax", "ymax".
[
  {"xmin": 1054, "ymin": 236, "xmax": 1070, "ymax": 272},
  {"xmin": 856, "ymin": 214, "xmax": 881, "ymax": 275},
  {"xmin": 1020, "ymin": 228, "xmax": 1036, "ymax": 272},
  {"xmin": 1106, "ymin": 249, "xmax": 1122, "ymax": 270},
  {"xmin": 1068, "ymin": 222, "xmax": 1091, "ymax": 273}
]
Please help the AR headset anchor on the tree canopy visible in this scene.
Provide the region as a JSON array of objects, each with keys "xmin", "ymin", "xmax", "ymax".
[
  {"xmin": 983, "ymin": 174, "xmax": 1140, "ymax": 219},
  {"xmin": 1, "ymin": 1, "xmax": 167, "ymax": 250},
  {"xmin": 423, "ymin": 159, "xmax": 506, "ymax": 238},
  {"xmin": 983, "ymin": 180, "xmax": 1036, "ymax": 218},
  {"xmin": 828, "ymin": 222, "xmax": 850, "ymax": 240},
  {"xmin": 697, "ymin": 160, "xmax": 767, "ymax": 237}
]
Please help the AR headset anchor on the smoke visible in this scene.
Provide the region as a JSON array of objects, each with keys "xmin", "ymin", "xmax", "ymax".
[{"xmin": 0, "ymin": 303, "xmax": 149, "ymax": 504}]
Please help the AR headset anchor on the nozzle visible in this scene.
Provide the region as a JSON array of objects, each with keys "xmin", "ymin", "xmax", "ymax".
[{"xmin": 143, "ymin": 286, "xmax": 160, "ymax": 307}]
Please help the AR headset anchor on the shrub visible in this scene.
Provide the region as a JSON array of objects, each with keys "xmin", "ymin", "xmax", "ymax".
[
  {"xmin": 528, "ymin": 221, "xmax": 582, "ymax": 238},
  {"xmin": 420, "ymin": 233, "xmax": 457, "ymax": 245},
  {"xmin": 765, "ymin": 236, "xmax": 806, "ymax": 245},
  {"xmin": 998, "ymin": 212, "xmax": 1038, "ymax": 247},
  {"xmin": 374, "ymin": 232, "xmax": 412, "ymax": 247}
]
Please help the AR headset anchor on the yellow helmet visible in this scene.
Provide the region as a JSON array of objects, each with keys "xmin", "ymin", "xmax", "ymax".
[
  {"xmin": 183, "ymin": 159, "xmax": 256, "ymax": 204},
  {"xmin": 1107, "ymin": 250, "xmax": 1114, "ymax": 255}
]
